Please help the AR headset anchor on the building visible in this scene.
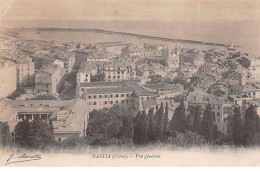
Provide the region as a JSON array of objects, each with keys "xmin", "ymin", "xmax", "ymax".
[
  {"xmin": 104, "ymin": 61, "xmax": 136, "ymax": 82},
  {"xmin": 78, "ymin": 80, "xmax": 157, "ymax": 112},
  {"xmin": 187, "ymin": 90, "xmax": 233, "ymax": 134},
  {"xmin": 16, "ymin": 57, "xmax": 35, "ymax": 86},
  {"xmin": 77, "ymin": 62, "xmax": 98, "ymax": 83},
  {"xmin": 96, "ymin": 42, "xmax": 129, "ymax": 56},
  {"xmin": 0, "ymin": 99, "xmax": 87, "ymax": 141},
  {"xmin": 165, "ymin": 46, "xmax": 180, "ymax": 70},
  {"xmin": 0, "ymin": 60, "xmax": 17, "ymax": 99},
  {"xmin": 87, "ymin": 50, "xmax": 115, "ymax": 62},
  {"xmin": 35, "ymin": 64, "xmax": 63, "ymax": 95}
]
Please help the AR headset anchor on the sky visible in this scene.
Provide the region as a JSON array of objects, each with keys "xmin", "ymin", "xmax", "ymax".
[
  {"xmin": 0, "ymin": 0, "xmax": 259, "ymax": 55},
  {"xmin": 0, "ymin": 0, "xmax": 259, "ymax": 25}
]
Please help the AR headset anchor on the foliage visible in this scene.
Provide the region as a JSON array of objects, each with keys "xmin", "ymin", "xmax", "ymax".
[
  {"xmin": 171, "ymin": 130, "xmax": 208, "ymax": 148},
  {"xmin": 243, "ymin": 105, "xmax": 257, "ymax": 146},
  {"xmin": 14, "ymin": 119, "xmax": 54, "ymax": 149},
  {"xmin": 121, "ymin": 116, "xmax": 134, "ymax": 140},
  {"xmin": 31, "ymin": 95, "xmax": 57, "ymax": 100},
  {"xmin": 231, "ymin": 106, "xmax": 244, "ymax": 146},
  {"xmin": 237, "ymin": 57, "xmax": 251, "ymax": 68},
  {"xmin": 133, "ymin": 111, "xmax": 149, "ymax": 145},
  {"xmin": 200, "ymin": 104, "xmax": 215, "ymax": 143},
  {"xmin": 193, "ymin": 105, "xmax": 202, "ymax": 133},
  {"xmin": 147, "ymin": 108, "xmax": 156, "ymax": 142},
  {"xmin": 7, "ymin": 86, "xmax": 25, "ymax": 100},
  {"xmin": 169, "ymin": 97, "xmax": 186, "ymax": 134},
  {"xmin": 0, "ymin": 122, "xmax": 12, "ymax": 147},
  {"xmin": 155, "ymin": 103, "xmax": 164, "ymax": 141},
  {"xmin": 86, "ymin": 106, "xmax": 123, "ymax": 146}
]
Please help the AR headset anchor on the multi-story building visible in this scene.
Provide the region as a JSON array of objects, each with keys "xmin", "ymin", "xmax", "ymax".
[
  {"xmin": 35, "ymin": 64, "xmax": 63, "ymax": 95},
  {"xmin": 187, "ymin": 90, "xmax": 233, "ymax": 134},
  {"xmin": 0, "ymin": 60, "xmax": 17, "ymax": 99},
  {"xmin": 96, "ymin": 42, "xmax": 129, "ymax": 56},
  {"xmin": 104, "ymin": 61, "xmax": 136, "ymax": 82},
  {"xmin": 165, "ymin": 46, "xmax": 180, "ymax": 70},
  {"xmin": 0, "ymin": 99, "xmax": 87, "ymax": 141},
  {"xmin": 87, "ymin": 50, "xmax": 115, "ymax": 62},
  {"xmin": 16, "ymin": 57, "xmax": 35, "ymax": 86},
  {"xmin": 77, "ymin": 62, "xmax": 98, "ymax": 83},
  {"xmin": 78, "ymin": 80, "xmax": 157, "ymax": 112}
]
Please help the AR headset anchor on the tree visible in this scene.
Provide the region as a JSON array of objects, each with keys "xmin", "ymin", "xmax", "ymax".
[
  {"xmin": 193, "ymin": 105, "xmax": 202, "ymax": 133},
  {"xmin": 170, "ymin": 97, "xmax": 186, "ymax": 134},
  {"xmin": 147, "ymin": 108, "xmax": 156, "ymax": 142},
  {"xmin": 243, "ymin": 105, "xmax": 257, "ymax": 146},
  {"xmin": 0, "ymin": 122, "xmax": 11, "ymax": 147},
  {"xmin": 155, "ymin": 102, "xmax": 164, "ymax": 140},
  {"xmin": 164, "ymin": 102, "xmax": 169, "ymax": 132},
  {"xmin": 14, "ymin": 119, "xmax": 54, "ymax": 149},
  {"xmin": 232, "ymin": 106, "xmax": 244, "ymax": 146},
  {"xmin": 200, "ymin": 104, "xmax": 215, "ymax": 143},
  {"xmin": 86, "ymin": 106, "xmax": 123, "ymax": 145},
  {"xmin": 133, "ymin": 111, "xmax": 149, "ymax": 145},
  {"xmin": 121, "ymin": 116, "xmax": 134, "ymax": 141}
]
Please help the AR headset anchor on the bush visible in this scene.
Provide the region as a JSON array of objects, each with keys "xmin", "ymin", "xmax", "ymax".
[
  {"xmin": 31, "ymin": 95, "xmax": 57, "ymax": 100},
  {"xmin": 7, "ymin": 87, "xmax": 25, "ymax": 100},
  {"xmin": 171, "ymin": 130, "xmax": 209, "ymax": 148}
]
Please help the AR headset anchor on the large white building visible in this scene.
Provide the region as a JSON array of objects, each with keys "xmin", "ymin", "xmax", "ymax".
[
  {"xmin": 104, "ymin": 61, "xmax": 136, "ymax": 82},
  {"xmin": 16, "ymin": 57, "xmax": 35, "ymax": 86}
]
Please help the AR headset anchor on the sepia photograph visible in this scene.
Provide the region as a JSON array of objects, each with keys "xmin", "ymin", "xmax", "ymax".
[{"xmin": 0, "ymin": 0, "xmax": 260, "ymax": 167}]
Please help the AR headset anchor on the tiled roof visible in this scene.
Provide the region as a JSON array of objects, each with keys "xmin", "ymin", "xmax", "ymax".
[
  {"xmin": 142, "ymin": 98, "xmax": 158, "ymax": 110},
  {"xmin": 242, "ymin": 84, "xmax": 258, "ymax": 93},
  {"xmin": 144, "ymin": 83, "xmax": 180, "ymax": 91}
]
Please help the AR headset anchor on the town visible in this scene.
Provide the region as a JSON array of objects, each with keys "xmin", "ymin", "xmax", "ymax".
[{"xmin": 0, "ymin": 29, "xmax": 260, "ymax": 148}]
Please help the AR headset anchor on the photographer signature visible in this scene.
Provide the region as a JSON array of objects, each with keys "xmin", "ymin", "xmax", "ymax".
[{"xmin": 6, "ymin": 153, "xmax": 42, "ymax": 165}]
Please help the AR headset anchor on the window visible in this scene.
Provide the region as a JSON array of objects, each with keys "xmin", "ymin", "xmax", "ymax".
[
  {"xmin": 58, "ymin": 138, "xmax": 61, "ymax": 142},
  {"xmin": 113, "ymin": 76, "xmax": 116, "ymax": 79},
  {"xmin": 118, "ymin": 76, "xmax": 120, "ymax": 79},
  {"xmin": 99, "ymin": 95, "xmax": 102, "ymax": 98},
  {"xmin": 116, "ymin": 94, "xmax": 119, "ymax": 97},
  {"xmin": 217, "ymin": 112, "xmax": 220, "ymax": 117},
  {"xmin": 218, "ymin": 106, "xmax": 220, "ymax": 110},
  {"xmin": 212, "ymin": 105, "xmax": 215, "ymax": 109},
  {"xmin": 122, "ymin": 100, "xmax": 124, "ymax": 103},
  {"xmin": 118, "ymin": 71, "xmax": 120, "ymax": 74},
  {"xmin": 110, "ymin": 94, "xmax": 113, "ymax": 98},
  {"xmin": 121, "ymin": 94, "xmax": 124, "ymax": 97},
  {"xmin": 94, "ymin": 95, "xmax": 96, "ymax": 99},
  {"xmin": 105, "ymin": 95, "xmax": 108, "ymax": 98},
  {"xmin": 88, "ymin": 96, "xmax": 91, "ymax": 99},
  {"xmin": 116, "ymin": 101, "xmax": 119, "ymax": 104},
  {"xmin": 94, "ymin": 102, "xmax": 97, "ymax": 105},
  {"xmin": 104, "ymin": 101, "xmax": 107, "ymax": 104},
  {"xmin": 110, "ymin": 101, "xmax": 113, "ymax": 104},
  {"xmin": 109, "ymin": 76, "xmax": 111, "ymax": 79},
  {"xmin": 86, "ymin": 74, "xmax": 88, "ymax": 77},
  {"xmin": 127, "ymin": 94, "xmax": 129, "ymax": 97},
  {"xmin": 126, "ymin": 100, "xmax": 129, "ymax": 103},
  {"xmin": 253, "ymin": 92, "xmax": 256, "ymax": 96}
]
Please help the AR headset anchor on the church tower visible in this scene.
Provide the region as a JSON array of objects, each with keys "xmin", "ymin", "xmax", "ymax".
[{"xmin": 166, "ymin": 45, "xmax": 180, "ymax": 69}]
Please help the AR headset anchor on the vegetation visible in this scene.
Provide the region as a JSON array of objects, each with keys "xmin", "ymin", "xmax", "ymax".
[
  {"xmin": 31, "ymin": 95, "xmax": 57, "ymax": 100},
  {"xmin": 0, "ymin": 122, "xmax": 12, "ymax": 147},
  {"xmin": 7, "ymin": 86, "xmax": 25, "ymax": 100},
  {"xmin": 14, "ymin": 119, "xmax": 54, "ymax": 149}
]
